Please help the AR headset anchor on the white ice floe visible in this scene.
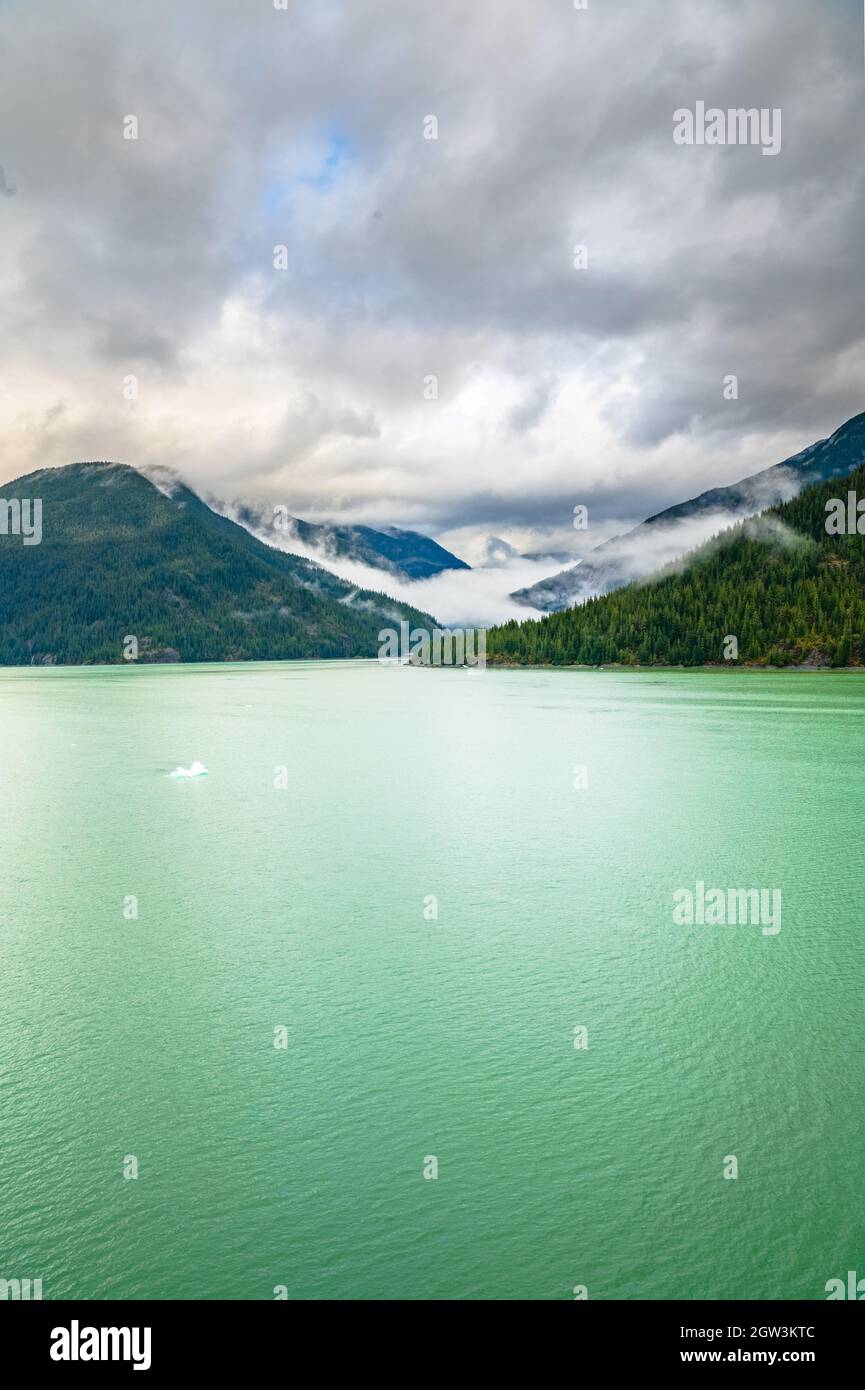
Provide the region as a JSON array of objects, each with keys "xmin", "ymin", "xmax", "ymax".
[{"xmin": 169, "ymin": 760, "xmax": 208, "ymax": 778}]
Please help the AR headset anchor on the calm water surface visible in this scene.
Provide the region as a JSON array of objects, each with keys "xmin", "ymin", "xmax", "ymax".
[{"xmin": 1, "ymin": 663, "xmax": 863, "ymax": 1299}]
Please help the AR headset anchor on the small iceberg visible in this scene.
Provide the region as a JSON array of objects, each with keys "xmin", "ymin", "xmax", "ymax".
[{"xmin": 169, "ymin": 760, "xmax": 208, "ymax": 778}]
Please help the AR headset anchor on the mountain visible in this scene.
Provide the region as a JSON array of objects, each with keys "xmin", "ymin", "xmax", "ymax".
[
  {"xmin": 488, "ymin": 460, "xmax": 865, "ymax": 668},
  {"xmin": 512, "ymin": 411, "xmax": 865, "ymax": 612},
  {"xmin": 0, "ymin": 462, "xmax": 437, "ymax": 665},
  {"xmin": 217, "ymin": 500, "xmax": 469, "ymax": 581}
]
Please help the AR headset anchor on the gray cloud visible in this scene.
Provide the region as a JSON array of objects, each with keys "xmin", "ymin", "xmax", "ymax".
[
  {"xmin": 506, "ymin": 377, "xmax": 559, "ymax": 437},
  {"xmin": 0, "ymin": 0, "xmax": 862, "ymax": 563}
]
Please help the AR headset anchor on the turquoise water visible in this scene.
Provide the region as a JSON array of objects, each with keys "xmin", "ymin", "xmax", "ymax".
[{"xmin": 1, "ymin": 663, "xmax": 864, "ymax": 1300}]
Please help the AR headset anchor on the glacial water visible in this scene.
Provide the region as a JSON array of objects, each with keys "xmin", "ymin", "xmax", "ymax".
[{"xmin": 1, "ymin": 662, "xmax": 864, "ymax": 1301}]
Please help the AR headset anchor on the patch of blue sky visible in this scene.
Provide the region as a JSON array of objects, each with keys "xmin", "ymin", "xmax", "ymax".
[
  {"xmin": 298, "ymin": 129, "xmax": 354, "ymax": 191},
  {"xmin": 263, "ymin": 128, "xmax": 355, "ymax": 217}
]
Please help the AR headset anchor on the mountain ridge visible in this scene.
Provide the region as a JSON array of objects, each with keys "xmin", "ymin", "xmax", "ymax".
[
  {"xmin": 214, "ymin": 498, "xmax": 469, "ymax": 582},
  {"xmin": 512, "ymin": 411, "xmax": 865, "ymax": 612},
  {"xmin": 489, "ymin": 458, "xmax": 865, "ymax": 668},
  {"xmin": 0, "ymin": 460, "xmax": 437, "ymax": 665}
]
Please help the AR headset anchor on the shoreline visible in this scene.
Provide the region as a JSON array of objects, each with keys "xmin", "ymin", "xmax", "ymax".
[
  {"xmin": 485, "ymin": 661, "xmax": 865, "ymax": 673},
  {"xmin": 2, "ymin": 656, "xmax": 864, "ymax": 674}
]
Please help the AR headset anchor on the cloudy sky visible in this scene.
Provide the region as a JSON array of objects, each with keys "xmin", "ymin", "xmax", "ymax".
[{"xmin": 1, "ymin": 0, "xmax": 863, "ymax": 590}]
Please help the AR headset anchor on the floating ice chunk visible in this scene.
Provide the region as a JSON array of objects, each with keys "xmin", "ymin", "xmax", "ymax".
[{"xmin": 169, "ymin": 760, "xmax": 208, "ymax": 778}]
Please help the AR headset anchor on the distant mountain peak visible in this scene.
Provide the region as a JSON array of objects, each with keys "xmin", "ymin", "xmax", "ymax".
[
  {"xmin": 215, "ymin": 498, "xmax": 470, "ymax": 583},
  {"xmin": 512, "ymin": 409, "xmax": 865, "ymax": 612}
]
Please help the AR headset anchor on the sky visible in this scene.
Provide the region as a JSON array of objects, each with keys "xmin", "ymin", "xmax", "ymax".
[{"xmin": 0, "ymin": 0, "xmax": 863, "ymax": 615}]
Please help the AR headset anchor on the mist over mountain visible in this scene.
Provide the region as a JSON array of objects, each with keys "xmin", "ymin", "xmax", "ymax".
[
  {"xmin": 0, "ymin": 463, "xmax": 436, "ymax": 665},
  {"xmin": 512, "ymin": 412, "xmax": 865, "ymax": 612},
  {"xmin": 214, "ymin": 498, "xmax": 469, "ymax": 582},
  {"xmin": 491, "ymin": 457, "xmax": 865, "ymax": 669}
]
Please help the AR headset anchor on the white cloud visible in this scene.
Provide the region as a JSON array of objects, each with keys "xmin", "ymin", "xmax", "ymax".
[{"xmin": 0, "ymin": 0, "xmax": 862, "ymax": 558}]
